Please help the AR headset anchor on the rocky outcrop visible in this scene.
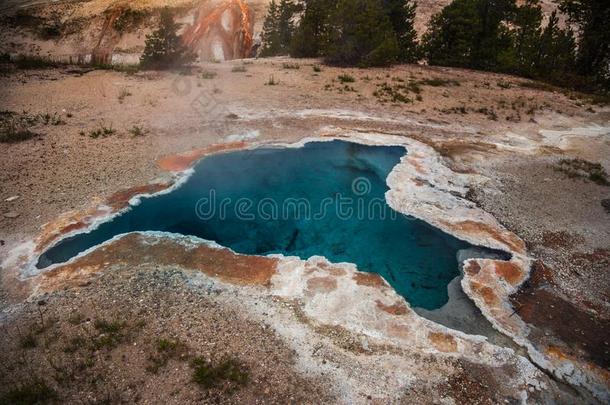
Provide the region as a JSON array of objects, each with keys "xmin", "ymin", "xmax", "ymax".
[
  {"xmin": 182, "ymin": 0, "xmax": 254, "ymax": 61},
  {"xmin": 0, "ymin": 0, "xmax": 259, "ymax": 64}
]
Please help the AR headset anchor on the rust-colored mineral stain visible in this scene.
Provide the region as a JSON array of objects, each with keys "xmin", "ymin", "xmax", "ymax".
[
  {"xmin": 304, "ymin": 262, "xmax": 346, "ymax": 277},
  {"xmin": 38, "ymin": 233, "xmax": 278, "ymax": 292},
  {"xmin": 107, "ymin": 183, "xmax": 171, "ymax": 210},
  {"xmin": 35, "ymin": 204, "xmax": 110, "ymax": 253},
  {"xmin": 323, "ymin": 265, "xmax": 347, "ymax": 277},
  {"xmin": 42, "ymin": 264, "xmax": 104, "ymax": 292},
  {"xmin": 444, "ymin": 220, "xmax": 526, "ymax": 253},
  {"xmin": 387, "ymin": 322, "xmax": 410, "ymax": 339},
  {"xmin": 511, "ymin": 277, "xmax": 610, "ymax": 371},
  {"xmin": 524, "ymin": 259, "xmax": 556, "ymax": 287},
  {"xmin": 571, "ymin": 248, "xmax": 610, "ymax": 267},
  {"xmin": 306, "ymin": 276, "xmax": 338, "ymax": 296},
  {"xmin": 428, "ymin": 331, "xmax": 458, "ymax": 352},
  {"xmin": 435, "ymin": 140, "xmax": 498, "ymax": 159},
  {"xmin": 493, "ymin": 261, "xmax": 524, "ymax": 285},
  {"xmin": 182, "ymin": 0, "xmax": 253, "ymax": 60},
  {"xmin": 157, "ymin": 142, "xmax": 248, "ymax": 172},
  {"xmin": 192, "ymin": 246, "xmax": 277, "ymax": 285},
  {"xmin": 40, "ymin": 244, "xmax": 117, "ymax": 292},
  {"xmin": 463, "ymin": 260, "xmax": 481, "ymax": 276},
  {"xmin": 469, "ymin": 281, "xmax": 499, "ymax": 306},
  {"xmin": 353, "ymin": 272, "xmax": 387, "ymax": 288},
  {"xmin": 376, "ymin": 300, "xmax": 408, "ymax": 315},
  {"xmin": 36, "ymin": 219, "xmax": 87, "ymax": 252},
  {"xmin": 547, "ymin": 345, "xmax": 571, "ymax": 361},
  {"xmin": 36, "ymin": 183, "xmax": 171, "ymax": 252},
  {"xmin": 408, "ymin": 157, "xmax": 427, "ymax": 174},
  {"xmin": 540, "ymin": 230, "xmax": 579, "ymax": 249},
  {"xmin": 91, "ymin": 5, "xmax": 124, "ymax": 64}
]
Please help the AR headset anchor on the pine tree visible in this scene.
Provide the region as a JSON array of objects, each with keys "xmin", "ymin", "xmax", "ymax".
[
  {"xmin": 536, "ymin": 11, "xmax": 576, "ymax": 80},
  {"xmin": 325, "ymin": 0, "xmax": 399, "ymax": 66},
  {"xmin": 290, "ymin": 0, "xmax": 332, "ymax": 58},
  {"xmin": 381, "ymin": 0, "xmax": 419, "ymax": 62},
  {"xmin": 423, "ymin": 0, "xmax": 579, "ymax": 88},
  {"xmin": 260, "ymin": 0, "xmax": 281, "ymax": 56},
  {"xmin": 261, "ymin": 0, "xmax": 299, "ymax": 56},
  {"xmin": 140, "ymin": 8, "xmax": 194, "ymax": 69},
  {"xmin": 470, "ymin": 0, "xmax": 516, "ymax": 70},
  {"xmin": 559, "ymin": 0, "xmax": 609, "ymax": 91},
  {"xmin": 512, "ymin": 0, "xmax": 543, "ymax": 76},
  {"xmin": 422, "ymin": 0, "xmax": 481, "ymax": 68},
  {"xmin": 277, "ymin": 0, "xmax": 298, "ymax": 53}
]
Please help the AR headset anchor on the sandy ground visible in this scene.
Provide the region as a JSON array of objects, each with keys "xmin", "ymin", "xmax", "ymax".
[
  {"xmin": 1, "ymin": 56, "xmax": 609, "ymax": 402},
  {"xmin": 0, "ymin": 266, "xmax": 336, "ymax": 403}
]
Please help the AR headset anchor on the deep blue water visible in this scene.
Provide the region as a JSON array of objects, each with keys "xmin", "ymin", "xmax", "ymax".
[{"xmin": 37, "ymin": 140, "xmax": 473, "ymax": 309}]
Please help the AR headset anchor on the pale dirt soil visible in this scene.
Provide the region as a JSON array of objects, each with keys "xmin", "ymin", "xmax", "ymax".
[
  {"xmin": 0, "ymin": 266, "xmax": 336, "ymax": 403},
  {"xmin": 0, "ymin": 263, "xmax": 572, "ymax": 404},
  {"xmin": 0, "ymin": 57, "xmax": 608, "ymax": 401}
]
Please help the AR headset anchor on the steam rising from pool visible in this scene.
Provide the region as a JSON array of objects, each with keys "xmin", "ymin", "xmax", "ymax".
[{"xmin": 38, "ymin": 141, "xmax": 476, "ymax": 309}]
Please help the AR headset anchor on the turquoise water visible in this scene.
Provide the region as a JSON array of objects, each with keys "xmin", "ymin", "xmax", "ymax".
[{"xmin": 37, "ymin": 141, "xmax": 476, "ymax": 309}]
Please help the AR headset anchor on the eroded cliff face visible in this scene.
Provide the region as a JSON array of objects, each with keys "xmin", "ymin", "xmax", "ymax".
[
  {"xmin": 182, "ymin": 0, "xmax": 254, "ymax": 61},
  {"xmin": 0, "ymin": 0, "xmax": 263, "ymax": 63}
]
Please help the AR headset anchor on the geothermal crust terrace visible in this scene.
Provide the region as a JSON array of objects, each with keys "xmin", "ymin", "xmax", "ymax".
[{"xmin": 3, "ymin": 128, "xmax": 608, "ymax": 402}]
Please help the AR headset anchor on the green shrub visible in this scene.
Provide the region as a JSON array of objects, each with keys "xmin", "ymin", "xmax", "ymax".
[
  {"xmin": 337, "ymin": 73, "xmax": 355, "ymax": 83},
  {"xmin": 201, "ymin": 70, "xmax": 217, "ymax": 79},
  {"xmin": 129, "ymin": 125, "xmax": 147, "ymax": 137},
  {"xmin": 147, "ymin": 337, "xmax": 189, "ymax": 373},
  {"xmin": 88, "ymin": 124, "xmax": 116, "ymax": 139},
  {"xmin": 231, "ymin": 65, "xmax": 247, "ymax": 72},
  {"xmin": 0, "ymin": 379, "xmax": 57, "ymax": 404},
  {"xmin": 0, "ymin": 126, "xmax": 37, "ymax": 143},
  {"xmin": 555, "ymin": 158, "xmax": 609, "ymax": 186},
  {"xmin": 118, "ymin": 88, "xmax": 132, "ymax": 103},
  {"xmin": 14, "ymin": 55, "xmax": 61, "ymax": 69},
  {"xmin": 373, "ymin": 82, "xmax": 420, "ymax": 103},
  {"xmin": 265, "ymin": 74, "xmax": 279, "ymax": 85},
  {"xmin": 0, "ymin": 111, "xmax": 39, "ymax": 143},
  {"xmin": 497, "ymin": 80, "xmax": 512, "ymax": 89},
  {"xmin": 91, "ymin": 317, "xmax": 124, "ymax": 349},
  {"xmin": 19, "ymin": 333, "xmax": 37, "ymax": 349},
  {"xmin": 419, "ymin": 78, "xmax": 461, "ymax": 87},
  {"xmin": 192, "ymin": 357, "xmax": 249, "ymax": 389},
  {"xmin": 37, "ymin": 112, "xmax": 65, "ymax": 126},
  {"xmin": 602, "ymin": 199, "xmax": 610, "ymax": 214},
  {"xmin": 518, "ymin": 81, "xmax": 556, "ymax": 92},
  {"xmin": 476, "ymin": 107, "xmax": 499, "ymax": 120},
  {"xmin": 94, "ymin": 318, "xmax": 123, "ymax": 333}
]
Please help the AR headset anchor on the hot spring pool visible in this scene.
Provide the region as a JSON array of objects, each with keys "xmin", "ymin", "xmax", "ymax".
[{"xmin": 38, "ymin": 140, "xmax": 479, "ymax": 310}]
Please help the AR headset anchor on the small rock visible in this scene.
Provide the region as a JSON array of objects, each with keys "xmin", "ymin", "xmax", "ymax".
[
  {"xmin": 4, "ymin": 195, "xmax": 19, "ymax": 202},
  {"xmin": 4, "ymin": 211, "xmax": 19, "ymax": 218}
]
